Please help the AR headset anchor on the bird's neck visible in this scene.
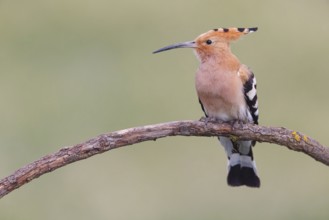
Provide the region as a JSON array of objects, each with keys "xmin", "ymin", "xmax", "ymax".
[{"xmin": 200, "ymin": 48, "xmax": 240, "ymax": 72}]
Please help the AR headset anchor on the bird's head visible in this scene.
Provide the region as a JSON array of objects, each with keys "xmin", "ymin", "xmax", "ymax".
[{"xmin": 153, "ymin": 27, "xmax": 257, "ymax": 62}]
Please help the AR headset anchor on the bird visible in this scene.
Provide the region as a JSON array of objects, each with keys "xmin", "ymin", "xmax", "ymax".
[{"xmin": 153, "ymin": 27, "xmax": 260, "ymax": 187}]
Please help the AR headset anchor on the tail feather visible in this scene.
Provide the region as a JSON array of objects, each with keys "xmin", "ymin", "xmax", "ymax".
[
  {"xmin": 240, "ymin": 167, "xmax": 260, "ymax": 187},
  {"xmin": 227, "ymin": 164, "xmax": 243, "ymax": 187},
  {"xmin": 227, "ymin": 157, "xmax": 260, "ymax": 188},
  {"xmin": 240, "ymin": 155, "xmax": 260, "ymax": 187},
  {"xmin": 220, "ymin": 137, "xmax": 260, "ymax": 188}
]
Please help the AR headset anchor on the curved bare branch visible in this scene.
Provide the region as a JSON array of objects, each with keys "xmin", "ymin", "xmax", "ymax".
[{"xmin": 0, "ymin": 120, "xmax": 328, "ymax": 199}]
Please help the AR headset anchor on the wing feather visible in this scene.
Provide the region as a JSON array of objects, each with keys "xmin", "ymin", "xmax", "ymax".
[{"xmin": 243, "ymin": 72, "xmax": 259, "ymax": 125}]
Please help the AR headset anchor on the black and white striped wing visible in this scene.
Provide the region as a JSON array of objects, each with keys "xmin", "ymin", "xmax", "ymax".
[{"xmin": 243, "ymin": 72, "xmax": 259, "ymax": 125}]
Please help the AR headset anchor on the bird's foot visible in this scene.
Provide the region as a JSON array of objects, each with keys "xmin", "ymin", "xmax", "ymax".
[
  {"xmin": 230, "ymin": 119, "xmax": 246, "ymax": 127},
  {"xmin": 199, "ymin": 117, "xmax": 224, "ymax": 125}
]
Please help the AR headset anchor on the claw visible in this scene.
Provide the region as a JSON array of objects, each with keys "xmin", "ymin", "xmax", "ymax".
[
  {"xmin": 199, "ymin": 116, "xmax": 224, "ymax": 126},
  {"xmin": 230, "ymin": 119, "xmax": 245, "ymax": 127}
]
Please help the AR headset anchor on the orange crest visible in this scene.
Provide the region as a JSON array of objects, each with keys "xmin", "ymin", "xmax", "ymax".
[{"xmin": 199, "ymin": 27, "xmax": 258, "ymax": 42}]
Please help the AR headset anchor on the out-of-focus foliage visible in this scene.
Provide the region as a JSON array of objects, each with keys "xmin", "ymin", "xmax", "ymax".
[{"xmin": 0, "ymin": 0, "xmax": 329, "ymax": 219}]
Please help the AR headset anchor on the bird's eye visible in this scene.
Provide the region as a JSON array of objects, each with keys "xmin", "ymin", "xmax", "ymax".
[{"xmin": 206, "ymin": 39, "xmax": 213, "ymax": 45}]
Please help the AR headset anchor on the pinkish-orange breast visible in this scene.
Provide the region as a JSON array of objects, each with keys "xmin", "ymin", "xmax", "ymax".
[{"xmin": 195, "ymin": 63, "xmax": 247, "ymax": 121}]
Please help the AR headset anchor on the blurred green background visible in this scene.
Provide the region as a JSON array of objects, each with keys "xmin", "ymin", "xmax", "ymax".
[{"xmin": 0, "ymin": 0, "xmax": 329, "ymax": 219}]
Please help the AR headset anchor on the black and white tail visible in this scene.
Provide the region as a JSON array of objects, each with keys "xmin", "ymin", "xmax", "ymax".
[{"xmin": 220, "ymin": 137, "xmax": 260, "ymax": 187}]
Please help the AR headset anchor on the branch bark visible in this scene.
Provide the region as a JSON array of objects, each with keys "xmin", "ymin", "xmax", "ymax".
[{"xmin": 0, "ymin": 120, "xmax": 328, "ymax": 199}]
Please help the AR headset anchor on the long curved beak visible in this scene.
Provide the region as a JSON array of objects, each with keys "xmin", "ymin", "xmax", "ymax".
[{"xmin": 153, "ymin": 41, "xmax": 196, "ymax": 54}]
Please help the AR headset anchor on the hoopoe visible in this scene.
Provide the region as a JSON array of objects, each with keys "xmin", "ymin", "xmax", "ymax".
[{"xmin": 153, "ymin": 27, "xmax": 260, "ymax": 187}]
